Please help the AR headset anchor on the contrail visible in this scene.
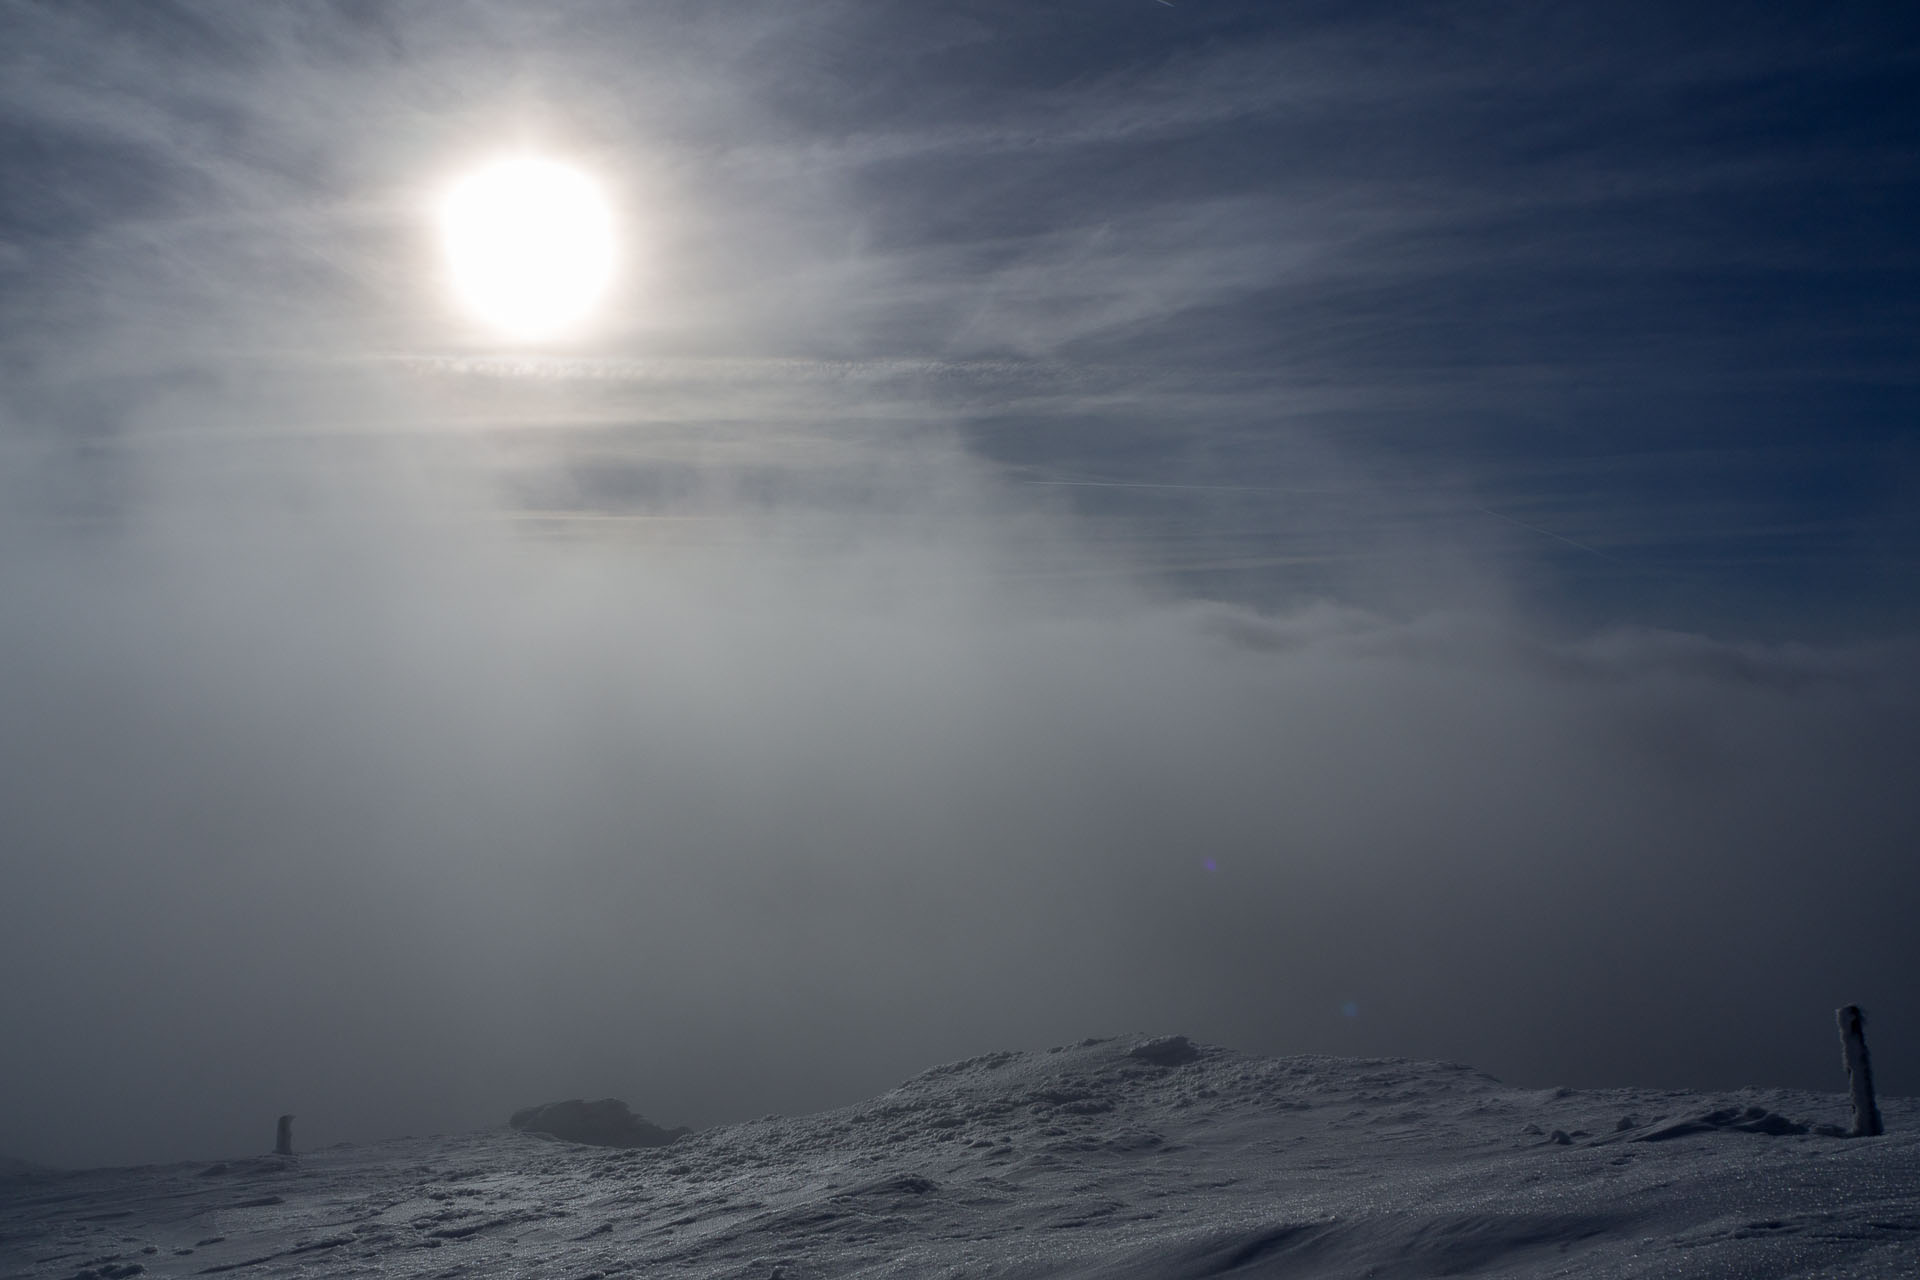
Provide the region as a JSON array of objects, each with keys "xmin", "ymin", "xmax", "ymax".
[
  {"xmin": 1012, "ymin": 465, "xmax": 1341, "ymax": 495},
  {"xmin": 1023, "ymin": 479, "xmax": 1340, "ymax": 495},
  {"xmin": 1477, "ymin": 505, "xmax": 1622, "ymax": 562}
]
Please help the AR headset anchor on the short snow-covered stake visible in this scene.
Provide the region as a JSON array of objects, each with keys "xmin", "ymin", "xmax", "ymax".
[
  {"xmin": 275, "ymin": 1114, "xmax": 296, "ymax": 1156},
  {"xmin": 1836, "ymin": 1006, "xmax": 1884, "ymax": 1137}
]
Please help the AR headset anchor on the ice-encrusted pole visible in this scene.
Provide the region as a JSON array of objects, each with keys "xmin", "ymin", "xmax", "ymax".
[
  {"xmin": 1836, "ymin": 1006, "xmax": 1883, "ymax": 1138},
  {"xmin": 275, "ymin": 1114, "xmax": 296, "ymax": 1156}
]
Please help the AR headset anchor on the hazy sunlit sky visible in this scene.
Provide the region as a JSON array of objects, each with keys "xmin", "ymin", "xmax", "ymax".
[{"xmin": 2, "ymin": 1, "xmax": 1917, "ymax": 1169}]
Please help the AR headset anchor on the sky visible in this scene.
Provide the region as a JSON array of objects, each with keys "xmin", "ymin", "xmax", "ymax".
[{"xmin": 1, "ymin": 0, "xmax": 1917, "ymax": 1170}]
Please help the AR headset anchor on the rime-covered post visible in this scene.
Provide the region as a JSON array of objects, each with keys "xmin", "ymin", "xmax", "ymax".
[
  {"xmin": 275, "ymin": 1114, "xmax": 296, "ymax": 1156},
  {"xmin": 1836, "ymin": 1006, "xmax": 1883, "ymax": 1138}
]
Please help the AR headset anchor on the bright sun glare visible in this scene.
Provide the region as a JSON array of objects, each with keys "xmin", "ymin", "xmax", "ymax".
[{"xmin": 439, "ymin": 156, "xmax": 615, "ymax": 340}]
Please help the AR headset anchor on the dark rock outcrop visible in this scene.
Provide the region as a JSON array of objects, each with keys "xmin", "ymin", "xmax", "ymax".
[
  {"xmin": 508, "ymin": 1099, "xmax": 689, "ymax": 1148},
  {"xmin": 1127, "ymin": 1035, "xmax": 1202, "ymax": 1067}
]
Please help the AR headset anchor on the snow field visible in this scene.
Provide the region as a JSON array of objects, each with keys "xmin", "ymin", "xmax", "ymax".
[{"xmin": 3, "ymin": 1036, "xmax": 1916, "ymax": 1278}]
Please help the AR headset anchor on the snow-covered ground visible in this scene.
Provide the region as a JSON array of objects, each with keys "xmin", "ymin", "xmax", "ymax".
[{"xmin": 4, "ymin": 1036, "xmax": 1915, "ymax": 1278}]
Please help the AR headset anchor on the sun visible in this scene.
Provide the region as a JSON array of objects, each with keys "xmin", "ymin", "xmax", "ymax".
[{"xmin": 438, "ymin": 156, "xmax": 616, "ymax": 340}]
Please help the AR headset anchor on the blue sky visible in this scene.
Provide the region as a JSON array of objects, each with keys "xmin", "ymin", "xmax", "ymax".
[
  {"xmin": 812, "ymin": 0, "xmax": 1920, "ymax": 632},
  {"xmin": 1, "ymin": 2, "xmax": 1917, "ymax": 1167}
]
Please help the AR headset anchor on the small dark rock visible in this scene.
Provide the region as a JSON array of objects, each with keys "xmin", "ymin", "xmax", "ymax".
[{"xmin": 1547, "ymin": 1130, "xmax": 1573, "ymax": 1145}]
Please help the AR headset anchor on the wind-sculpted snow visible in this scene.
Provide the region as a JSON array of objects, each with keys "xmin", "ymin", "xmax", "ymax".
[{"xmin": 3, "ymin": 1038, "xmax": 1915, "ymax": 1277}]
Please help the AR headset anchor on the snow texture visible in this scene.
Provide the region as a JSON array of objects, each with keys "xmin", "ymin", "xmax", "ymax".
[{"xmin": 3, "ymin": 1036, "xmax": 1915, "ymax": 1278}]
